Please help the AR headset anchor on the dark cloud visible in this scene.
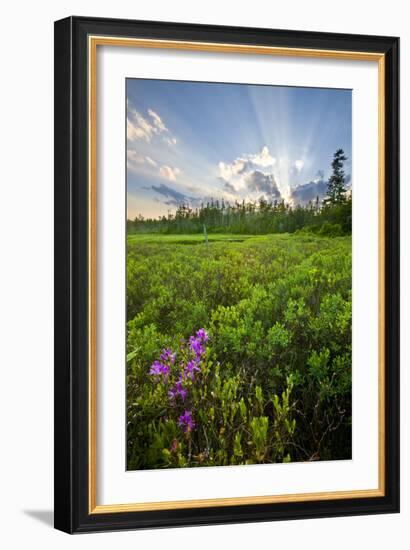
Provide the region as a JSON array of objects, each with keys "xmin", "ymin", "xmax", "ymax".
[
  {"xmin": 290, "ymin": 173, "xmax": 351, "ymax": 205},
  {"xmin": 245, "ymin": 170, "xmax": 281, "ymax": 198},
  {"xmin": 149, "ymin": 172, "xmax": 352, "ymax": 210},
  {"xmin": 290, "ymin": 179, "xmax": 328, "ymax": 205},
  {"xmin": 186, "ymin": 185, "xmax": 201, "ymax": 193},
  {"xmin": 150, "ymin": 183, "xmax": 213, "ymax": 208},
  {"xmin": 221, "ymin": 179, "xmax": 237, "ymax": 194},
  {"xmin": 150, "ymin": 183, "xmax": 193, "ymax": 206}
]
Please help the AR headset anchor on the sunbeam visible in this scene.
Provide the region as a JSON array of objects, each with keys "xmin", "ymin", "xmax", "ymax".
[{"xmin": 126, "ymin": 79, "xmax": 351, "ymax": 220}]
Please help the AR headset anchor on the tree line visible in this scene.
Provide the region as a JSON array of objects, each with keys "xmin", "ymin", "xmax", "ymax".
[{"xmin": 127, "ymin": 149, "xmax": 351, "ymax": 236}]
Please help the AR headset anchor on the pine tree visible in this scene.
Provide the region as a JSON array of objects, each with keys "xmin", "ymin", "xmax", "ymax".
[{"xmin": 324, "ymin": 149, "xmax": 348, "ymax": 205}]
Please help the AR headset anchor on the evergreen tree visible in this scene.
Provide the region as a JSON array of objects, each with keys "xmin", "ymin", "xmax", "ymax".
[{"xmin": 325, "ymin": 149, "xmax": 348, "ymax": 205}]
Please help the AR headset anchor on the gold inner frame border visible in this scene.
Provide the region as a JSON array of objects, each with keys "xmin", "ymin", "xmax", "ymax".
[{"xmin": 87, "ymin": 36, "xmax": 385, "ymax": 514}]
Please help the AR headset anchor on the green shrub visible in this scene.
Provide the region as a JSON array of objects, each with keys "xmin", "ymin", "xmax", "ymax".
[
  {"xmin": 318, "ymin": 222, "xmax": 343, "ymax": 237},
  {"xmin": 126, "ymin": 233, "xmax": 352, "ymax": 469}
]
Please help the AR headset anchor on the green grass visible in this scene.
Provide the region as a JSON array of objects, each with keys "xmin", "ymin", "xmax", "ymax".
[
  {"xmin": 126, "ymin": 231, "xmax": 345, "ymax": 246},
  {"xmin": 127, "ymin": 233, "xmax": 257, "ymax": 245}
]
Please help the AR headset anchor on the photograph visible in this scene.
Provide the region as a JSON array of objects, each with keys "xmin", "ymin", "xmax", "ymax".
[
  {"xmin": 126, "ymin": 79, "xmax": 353, "ymax": 471},
  {"xmin": 52, "ymin": 14, "xmax": 399, "ymax": 534}
]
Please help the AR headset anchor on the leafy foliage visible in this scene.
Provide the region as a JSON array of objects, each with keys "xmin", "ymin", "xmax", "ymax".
[{"xmin": 127, "ymin": 233, "xmax": 352, "ymax": 469}]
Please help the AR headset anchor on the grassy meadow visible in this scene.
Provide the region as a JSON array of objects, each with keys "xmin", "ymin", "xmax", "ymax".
[{"xmin": 126, "ymin": 232, "xmax": 352, "ymax": 470}]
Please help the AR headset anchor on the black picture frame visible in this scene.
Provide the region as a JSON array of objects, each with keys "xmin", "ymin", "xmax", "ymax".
[{"xmin": 54, "ymin": 15, "xmax": 400, "ymax": 534}]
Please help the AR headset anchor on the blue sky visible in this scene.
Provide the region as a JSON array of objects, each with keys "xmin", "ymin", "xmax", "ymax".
[{"xmin": 127, "ymin": 79, "xmax": 351, "ymax": 219}]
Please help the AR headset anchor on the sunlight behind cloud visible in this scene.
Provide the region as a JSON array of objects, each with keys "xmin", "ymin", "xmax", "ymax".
[
  {"xmin": 126, "ymin": 80, "xmax": 352, "ymax": 219},
  {"xmin": 295, "ymin": 159, "xmax": 304, "ymax": 172}
]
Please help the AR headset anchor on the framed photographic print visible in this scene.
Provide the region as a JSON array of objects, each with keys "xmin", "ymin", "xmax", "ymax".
[{"xmin": 54, "ymin": 16, "xmax": 400, "ymax": 533}]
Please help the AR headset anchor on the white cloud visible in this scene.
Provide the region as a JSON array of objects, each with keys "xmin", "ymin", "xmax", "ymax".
[
  {"xmin": 159, "ymin": 165, "xmax": 181, "ymax": 181},
  {"xmin": 127, "ymin": 149, "xmax": 182, "ymax": 184},
  {"xmin": 218, "ymin": 158, "xmax": 247, "ymax": 188},
  {"xmin": 148, "ymin": 109, "xmax": 168, "ymax": 133},
  {"xmin": 294, "ymin": 159, "xmax": 304, "ymax": 172},
  {"xmin": 127, "ymin": 102, "xmax": 177, "ymax": 146},
  {"xmin": 145, "ymin": 156, "xmax": 157, "ymax": 167},
  {"xmin": 127, "ymin": 150, "xmax": 161, "ymax": 174},
  {"xmin": 165, "ymin": 136, "xmax": 177, "ymax": 146},
  {"xmin": 127, "ymin": 107, "xmax": 156, "ymax": 142},
  {"xmin": 127, "ymin": 149, "xmax": 146, "ymax": 172},
  {"xmin": 218, "ymin": 146, "xmax": 279, "ymax": 197},
  {"xmin": 218, "ymin": 147, "xmax": 277, "ymax": 187},
  {"xmin": 250, "ymin": 146, "xmax": 276, "ymax": 168}
]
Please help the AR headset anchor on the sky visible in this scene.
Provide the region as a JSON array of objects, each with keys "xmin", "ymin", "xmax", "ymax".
[{"xmin": 126, "ymin": 79, "xmax": 352, "ymax": 220}]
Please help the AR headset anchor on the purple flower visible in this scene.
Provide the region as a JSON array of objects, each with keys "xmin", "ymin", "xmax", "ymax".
[
  {"xmin": 196, "ymin": 328, "xmax": 209, "ymax": 342},
  {"xmin": 149, "ymin": 360, "xmax": 170, "ymax": 377},
  {"xmin": 179, "ymin": 410, "xmax": 195, "ymax": 433},
  {"xmin": 184, "ymin": 360, "xmax": 201, "ymax": 380},
  {"xmin": 189, "ymin": 336, "xmax": 204, "ymax": 360},
  {"xmin": 168, "ymin": 380, "xmax": 187, "ymax": 402},
  {"xmin": 160, "ymin": 348, "xmax": 176, "ymax": 364}
]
